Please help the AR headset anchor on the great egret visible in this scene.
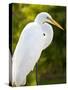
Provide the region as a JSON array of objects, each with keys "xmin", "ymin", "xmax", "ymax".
[{"xmin": 12, "ymin": 12, "xmax": 64, "ymax": 86}]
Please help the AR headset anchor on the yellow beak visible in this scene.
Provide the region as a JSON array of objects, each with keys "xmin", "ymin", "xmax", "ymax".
[{"xmin": 43, "ymin": 18, "xmax": 64, "ymax": 30}]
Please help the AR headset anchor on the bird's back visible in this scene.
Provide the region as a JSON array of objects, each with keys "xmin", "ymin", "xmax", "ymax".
[{"xmin": 12, "ymin": 22, "xmax": 45, "ymax": 86}]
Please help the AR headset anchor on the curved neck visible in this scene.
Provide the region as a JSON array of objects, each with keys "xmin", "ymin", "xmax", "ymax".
[{"xmin": 41, "ymin": 23, "xmax": 54, "ymax": 50}]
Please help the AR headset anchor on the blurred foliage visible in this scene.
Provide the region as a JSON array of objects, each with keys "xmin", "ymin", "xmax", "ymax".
[{"xmin": 11, "ymin": 3, "xmax": 66, "ymax": 85}]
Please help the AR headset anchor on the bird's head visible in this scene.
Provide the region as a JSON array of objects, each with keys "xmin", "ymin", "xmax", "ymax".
[{"xmin": 35, "ymin": 12, "xmax": 64, "ymax": 30}]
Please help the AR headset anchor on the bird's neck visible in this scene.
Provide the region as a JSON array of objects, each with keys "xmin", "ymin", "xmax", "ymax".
[{"xmin": 41, "ymin": 23, "xmax": 54, "ymax": 50}]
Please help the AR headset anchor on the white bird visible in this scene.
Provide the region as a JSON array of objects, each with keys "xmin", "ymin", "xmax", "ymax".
[{"xmin": 12, "ymin": 12, "xmax": 64, "ymax": 86}]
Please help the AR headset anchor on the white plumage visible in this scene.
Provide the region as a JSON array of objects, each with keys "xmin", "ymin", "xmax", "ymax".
[{"xmin": 12, "ymin": 12, "xmax": 63, "ymax": 86}]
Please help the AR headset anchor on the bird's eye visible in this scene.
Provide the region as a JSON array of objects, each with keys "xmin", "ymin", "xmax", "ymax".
[
  {"xmin": 47, "ymin": 16, "xmax": 49, "ymax": 19},
  {"xmin": 43, "ymin": 33, "xmax": 46, "ymax": 36}
]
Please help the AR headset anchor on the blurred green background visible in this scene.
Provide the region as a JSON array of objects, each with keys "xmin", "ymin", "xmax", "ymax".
[{"xmin": 11, "ymin": 3, "xmax": 66, "ymax": 86}]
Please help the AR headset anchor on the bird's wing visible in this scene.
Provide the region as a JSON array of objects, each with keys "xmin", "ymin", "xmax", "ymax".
[{"xmin": 12, "ymin": 22, "xmax": 45, "ymax": 86}]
